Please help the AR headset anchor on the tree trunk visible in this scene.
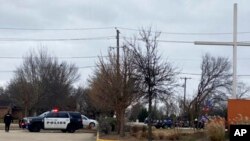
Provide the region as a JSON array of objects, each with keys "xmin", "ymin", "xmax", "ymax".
[
  {"xmin": 116, "ymin": 111, "xmax": 120, "ymax": 134},
  {"xmin": 119, "ymin": 109, "xmax": 125, "ymax": 137},
  {"xmin": 148, "ymin": 92, "xmax": 153, "ymax": 141},
  {"xmin": 116, "ymin": 107, "xmax": 125, "ymax": 137},
  {"xmin": 24, "ymin": 106, "xmax": 28, "ymax": 117}
]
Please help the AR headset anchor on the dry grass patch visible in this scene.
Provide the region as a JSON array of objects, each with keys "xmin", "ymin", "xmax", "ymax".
[
  {"xmin": 100, "ymin": 130, "xmax": 206, "ymax": 141},
  {"xmin": 206, "ymin": 117, "xmax": 225, "ymax": 141},
  {"xmin": 130, "ymin": 125, "xmax": 198, "ymax": 140},
  {"xmin": 100, "ymin": 124, "xmax": 207, "ymax": 141}
]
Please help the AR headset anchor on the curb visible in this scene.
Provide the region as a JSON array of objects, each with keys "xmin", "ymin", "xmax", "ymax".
[{"xmin": 96, "ymin": 131, "xmax": 119, "ymax": 141}]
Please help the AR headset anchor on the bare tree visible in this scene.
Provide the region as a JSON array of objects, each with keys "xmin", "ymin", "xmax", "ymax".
[
  {"xmin": 7, "ymin": 48, "xmax": 79, "ymax": 116},
  {"xmin": 7, "ymin": 68, "xmax": 38, "ymax": 116},
  {"xmin": 188, "ymin": 53, "xmax": 232, "ymax": 119},
  {"xmin": 0, "ymin": 87, "xmax": 11, "ymax": 106},
  {"xmin": 73, "ymin": 87, "xmax": 100, "ymax": 118},
  {"xmin": 128, "ymin": 102, "xmax": 147, "ymax": 122},
  {"xmin": 89, "ymin": 48, "xmax": 140, "ymax": 136},
  {"xmin": 127, "ymin": 28, "xmax": 178, "ymax": 141},
  {"xmin": 163, "ymin": 95, "xmax": 178, "ymax": 117},
  {"xmin": 229, "ymin": 82, "xmax": 250, "ymax": 99}
]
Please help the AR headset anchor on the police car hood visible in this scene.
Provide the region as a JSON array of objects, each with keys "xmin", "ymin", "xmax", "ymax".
[
  {"xmin": 26, "ymin": 116, "xmax": 43, "ymax": 121},
  {"xmin": 26, "ymin": 116, "xmax": 40, "ymax": 119}
]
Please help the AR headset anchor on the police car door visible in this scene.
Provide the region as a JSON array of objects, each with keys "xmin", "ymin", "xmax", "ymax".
[
  {"xmin": 56, "ymin": 112, "xmax": 70, "ymax": 129},
  {"xmin": 44, "ymin": 112, "xmax": 58, "ymax": 129}
]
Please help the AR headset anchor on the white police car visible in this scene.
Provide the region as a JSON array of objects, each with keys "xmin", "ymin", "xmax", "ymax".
[{"xmin": 27, "ymin": 111, "xmax": 83, "ymax": 133}]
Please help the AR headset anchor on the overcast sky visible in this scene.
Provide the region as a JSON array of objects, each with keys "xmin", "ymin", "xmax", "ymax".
[{"xmin": 0, "ymin": 0, "xmax": 250, "ymax": 98}]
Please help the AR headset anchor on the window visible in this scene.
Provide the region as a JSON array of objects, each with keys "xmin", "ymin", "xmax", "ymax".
[
  {"xmin": 46, "ymin": 112, "xmax": 58, "ymax": 118},
  {"xmin": 58, "ymin": 112, "xmax": 69, "ymax": 118},
  {"xmin": 69, "ymin": 112, "xmax": 81, "ymax": 119}
]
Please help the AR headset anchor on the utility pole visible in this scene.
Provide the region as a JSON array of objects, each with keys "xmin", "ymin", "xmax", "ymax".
[
  {"xmin": 233, "ymin": 3, "xmax": 237, "ymax": 99},
  {"xmin": 194, "ymin": 3, "xmax": 250, "ymax": 99},
  {"xmin": 116, "ymin": 28, "xmax": 120, "ymax": 75},
  {"xmin": 181, "ymin": 77, "xmax": 191, "ymax": 117},
  {"xmin": 116, "ymin": 28, "xmax": 122, "ymax": 98}
]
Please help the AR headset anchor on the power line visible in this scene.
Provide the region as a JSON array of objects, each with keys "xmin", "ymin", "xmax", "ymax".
[
  {"xmin": 0, "ymin": 36, "xmax": 115, "ymax": 42},
  {"xmin": 0, "ymin": 27, "xmax": 115, "ymax": 31},
  {"xmin": 0, "ymin": 66, "xmax": 96, "ymax": 73},
  {"xmin": 0, "ymin": 56, "xmax": 108, "ymax": 59},
  {"xmin": 117, "ymin": 26, "xmax": 250, "ymax": 35},
  {"xmin": 180, "ymin": 73, "xmax": 201, "ymax": 76},
  {"xmin": 0, "ymin": 36, "xmax": 195, "ymax": 43},
  {"xmin": 122, "ymin": 36, "xmax": 250, "ymax": 45},
  {"xmin": 0, "ymin": 70, "xmax": 16, "ymax": 73},
  {"xmin": 2, "ymin": 56, "xmax": 250, "ymax": 62},
  {"xmin": 1, "ymin": 68, "xmax": 250, "ymax": 77},
  {"xmin": 157, "ymin": 40, "xmax": 194, "ymax": 44},
  {"xmin": 78, "ymin": 66, "xmax": 96, "ymax": 69},
  {"xmin": 1, "ymin": 26, "xmax": 250, "ymax": 35},
  {"xmin": 2, "ymin": 36, "xmax": 250, "ymax": 44},
  {"xmin": 121, "ymin": 36, "xmax": 194, "ymax": 44},
  {"xmin": 180, "ymin": 72, "xmax": 250, "ymax": 77}
]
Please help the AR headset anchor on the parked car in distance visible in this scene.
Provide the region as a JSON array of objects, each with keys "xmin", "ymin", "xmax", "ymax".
[
  {"xmin": 144, "ymin": 117, "xmax": 157, "ymax": 126},
  {"xmin": 81, "ymin": 115, "xmax": 98, "ymax": 129},
  {"xmin": 154, "ymin": 119, "xmax": 173, "ymax": 129}
]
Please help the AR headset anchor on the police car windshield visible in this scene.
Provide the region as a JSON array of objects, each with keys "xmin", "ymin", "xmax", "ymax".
[{"xmin": 38, "ymin": 111, "xmax": 49, "ymax": 117}]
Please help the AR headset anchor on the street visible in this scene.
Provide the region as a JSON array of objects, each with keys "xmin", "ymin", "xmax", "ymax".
[{"xmin": 0, "ymin": 130, "xmax": 96, "ymax": 141}]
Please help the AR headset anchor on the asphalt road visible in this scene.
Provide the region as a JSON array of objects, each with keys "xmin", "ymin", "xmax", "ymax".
[{"xmin": 0, "ymin": 129, "xmax": 96, "ymax": 141}]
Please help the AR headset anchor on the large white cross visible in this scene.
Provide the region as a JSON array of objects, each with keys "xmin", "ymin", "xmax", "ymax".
[{"xmin": 194, "ymin": 3, "xmax": 250, "ymax": 99}]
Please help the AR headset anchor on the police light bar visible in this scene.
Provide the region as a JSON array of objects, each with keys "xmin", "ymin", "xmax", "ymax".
[{"xmin": 52, "ymin": 108, "xmax": 59, "ymax": 112}]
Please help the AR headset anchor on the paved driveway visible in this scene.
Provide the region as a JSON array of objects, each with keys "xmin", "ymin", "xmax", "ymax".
[{"xmin": 0, "ymin": 130, "xmax": 96, "ymax": 141}]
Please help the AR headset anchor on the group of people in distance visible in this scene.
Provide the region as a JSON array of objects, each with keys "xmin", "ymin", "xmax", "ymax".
[{"xmin": 194, "ymin": 115, "xmax": 208, "ymax": 129}]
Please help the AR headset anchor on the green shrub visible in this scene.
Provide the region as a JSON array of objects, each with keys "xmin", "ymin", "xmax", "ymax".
[{"xmin": 98, "ymin": 116, "xmax": 117, "ymax": 134}]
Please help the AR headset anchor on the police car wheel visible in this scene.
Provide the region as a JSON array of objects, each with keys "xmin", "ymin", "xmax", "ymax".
[
  {"xmin": 61, "ymin": 129, "xmax": 67, "ymax": 133},
  {"xmin": 32, "ymin": 125, "xmax": 41, "ymax": 132},
  {"xmin": 67, "ymin": 125, "xmax": 75, "ymax": 133},
  {"xmin": 28, "ymin": 128, "xmax": 34, "ymax": 132}
]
